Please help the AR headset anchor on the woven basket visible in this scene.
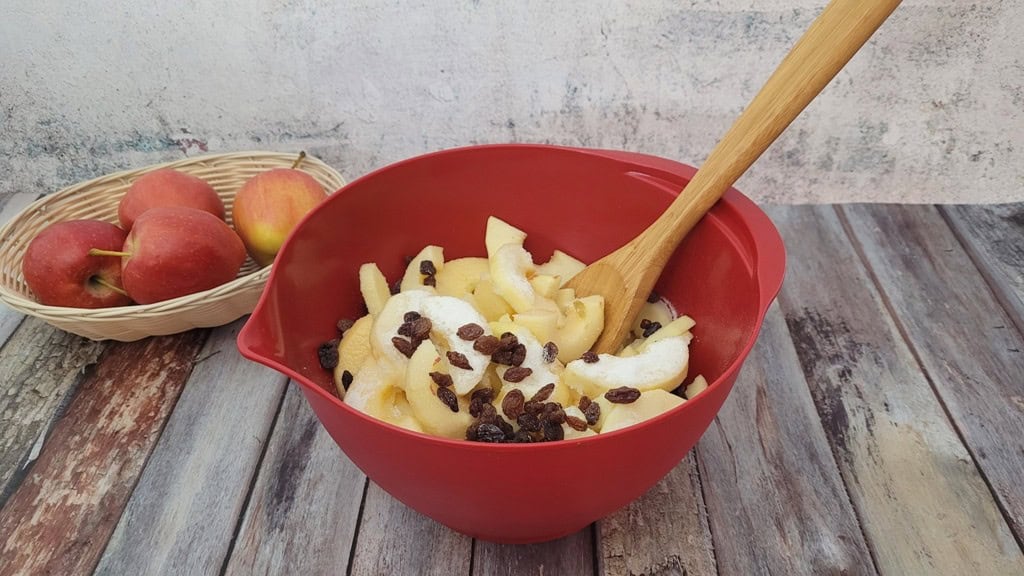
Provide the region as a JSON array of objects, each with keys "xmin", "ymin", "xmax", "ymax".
[{"xmin": 0, "ymin": 151, "xmax": 346, "ymax": 341}]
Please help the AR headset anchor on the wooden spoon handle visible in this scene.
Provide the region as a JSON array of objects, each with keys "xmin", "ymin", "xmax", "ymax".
[{"xmin": 639, "ymin": 0, "xmax": 902, "ymax": 257}]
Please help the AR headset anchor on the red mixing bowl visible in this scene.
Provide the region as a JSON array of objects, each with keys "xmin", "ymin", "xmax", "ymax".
[{"xmin": 237, "ymin": 144, "xmax": 785, "ymax": 543}]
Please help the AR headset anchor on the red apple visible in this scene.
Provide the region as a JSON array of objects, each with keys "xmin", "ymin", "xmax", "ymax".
[
  {"xmin": 22, "ymin": 220, "xmax": 132, "ymax": 308},
  {"xmin": 91, "ymin": 206, "xmax": 246, "ymax": 304},
  {"xmin": 232, "ymin": 166, "xmax": 327, "ymax": 266},
  {"xmin": 118, "ymin": 168, "xmax": 224, "ymax": 229}
]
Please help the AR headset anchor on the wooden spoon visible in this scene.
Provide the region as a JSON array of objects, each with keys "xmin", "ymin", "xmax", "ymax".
[{"xmin": 567, "ymin": 0, "xmax": 902, "ymax": 353}]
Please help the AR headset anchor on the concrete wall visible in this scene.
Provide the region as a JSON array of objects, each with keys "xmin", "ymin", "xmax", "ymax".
[{"xmin": 1, "ymin": 0, "xmax": 1021, "ymax": 204}]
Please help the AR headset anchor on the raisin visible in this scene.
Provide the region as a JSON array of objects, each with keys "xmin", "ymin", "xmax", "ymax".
[
  {"xmin": 473, "ymin": 335, "xmax": 501, "ymax": 355},
  {"xmin": 647, "ymin": 290, "xmax": 660, "ymax": 303},
  {"xmin": 475, "ymin": 423, "xmax": 505, "ymax": 443},
  {"xmin": 403, "ymin": 254, "xmax": 415, "ymax": 265},
  {"xmin": 446, "ymin": 351, "xmax": 472, "ymax": 370},
  {"xmin": 566, "ymin": 415, "xmax": 588, "ymax": 432},
  {"xmin": 471, "ymin": 388, "xmax": 495, "ymax": 405},
  {"xmin": 429, "ymin": 371, "xmax": 453, "ymax": 387},
  {"xmin": 502, "ymin": 389, "xmax": 526, "ymax": 420},
  {"xmin": 403, "ymin": 311, "xmax": 421, "ymax": 323},
  {"xmin": 397, "ymin": 322, "xmax": 414, "ymax": 338},
  {"xmin": 542, "ymin": 421, "xmax": 564, "ymax": 442},
  {"xmin": 541, "ymin": 341, "xmax": 558, "ymax": 363},
  {"xmin": 583, "ymin": 401, "xmax": 601, "ymax": 425},
  {"xmin": 457, "ymin": 323, "xmax": 484, "ymax": 340},
  {"xmin": 581, "ymin": 351, "xmax": 599, "ymax": 363},
  {"xmin": 541, "ymin": 402, "xmax": 565, "ymax": 425},
  {"xmin": 642, "ymin": 321, "xmax": 662, "ymax": 338},
  {"xmin": 317, "ymin": 339, "xmax": 340, "ymax": 370},
  {"xmin": 423, "ymin": 275, "xmax": 436, "ymax": 287},
  {"xmin": 529, "ymin": 383, "xmax": 555, "ymax": 403},
  {"xmin": 578, "ymin": 395, "xmax": 592, "ymax": 411},
  {"xmin": 491, "ymin": 348, "xmax": 514, "ymax": 366},
  {"xmin": 389, "ymin": 279, "xmax": 401, "ymax": 295},
  {"xmin": 437, "ymin": 386, "xmax": 459, "ymax": 412},
  {"xmin": 605, "ymin": 386, "xmax": 641, "ymax": 404},
  {"xmin": 517, "ymin": 412, "xmax": 542, "ymax": 432},
  {"xmin": 503, "ymin": 366, "xmax": 532, "ymax": 383},
  {"xmin": 340, "ymin": 370, "xmax": 354, "ymax": 389},
  {"xmin": 512, "ymin": 429, "xmax": 534, "ymax": 443},
  {"xmin": 391, "ymin": 336, "xmax": 415, "ymax": 358},
  {"xmin": 409, "ymin": 317, "xmax": 433, "ymax": 340},
  {"xmin": 524, "ymin": 400, "xmax": 544, "ymax": 416},
  {"xmin": 499, "ymin": 332, "xmax": 519, "ymax": 349},
  {"xmin": 496, "ymin": 416, "xmax": 515, "ymax": 439},
  {"xmin": 469, "ymin": 398, "xmax": 485, "ymax": 418},
  {"xmin": 419, "ymin": 260, "xmax": 437, "ymax": 276},
  {"xmin": 477, "ymin": 403, "xmax": 498, "ymax": 423},
  {"xmin": 465, "ymin": 421, "xmax": 481, "ymax": 441},
  {"xmin": 336, "ymin": 318, "xmax": 355, "ymax": 335},
  {"xmin": 510, "ymin": 344, "xmax": 527, "ymax": 367}
]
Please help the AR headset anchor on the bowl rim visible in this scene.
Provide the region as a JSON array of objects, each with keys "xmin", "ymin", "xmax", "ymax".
[{"xmin": 238, "ymin": 143, "xmax": 786, "ymax": 448}]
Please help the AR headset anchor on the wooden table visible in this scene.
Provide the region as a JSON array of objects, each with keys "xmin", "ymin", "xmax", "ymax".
[{"xmin": 1, "ymin": 202, "xmax": 1022, "ymax": 576}]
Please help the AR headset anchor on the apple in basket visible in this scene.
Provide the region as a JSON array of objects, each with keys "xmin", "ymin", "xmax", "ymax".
[
  {"xmin": 232, "ymin": 154, "xmax": 328, "ymax": 267},
  {"xmin": 90, "ymin": 206, "xmax": 246, "ymax": 304},
  {"xmin": 22, "ymin": 220, "xmax": 133, "ymax": 308},
  {"xmin": 118, "ymin": 168, "xmax": 225, "ymax": 229}
]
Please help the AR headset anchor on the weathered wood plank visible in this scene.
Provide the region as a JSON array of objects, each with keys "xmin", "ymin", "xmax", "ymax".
[
  {"xmin": 93, "ymin": 320, "xmax": 288, "ymax": 576},
  {"xmin": 597, "ymin": 452, "xmax": 716, "ymax": 576},
  {"xmin": 0, "ymin": 330, "xmax": 207, "ymax": 576},
  {"xmin": 0, "ymin": 192, "xmax": 37, "ymax": 348},
  {"xmin": 772, "ymin": 204, "xmax": 1024, "ymax": 574},
  {"xmin": 224, "ymin": 384, "xmax": 366, "ymax": 576},
  {"xmin": 474, "ymin": 526, "xmax": 594, "ymax": 576},
  {"xmin": 0, "ymin": 318, "xmax": 105, "ymax": 504},
  {"xmin": 842, "ymin": 204, "xmax": 1024, "ymax": 539},
  {"xmin": 349, "ymin": 483, "xmax": 472, "ymax": 576},
  {"xmin": 696, "ymin": 303, "xmax": 877, "ymax": 576},
  {"xmin": 941, "ymin": 203, "xmax": 1024, "ymax": 332}
]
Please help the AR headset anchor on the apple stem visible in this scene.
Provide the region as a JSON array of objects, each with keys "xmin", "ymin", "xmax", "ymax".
[
  {"xmin": 91, "ymin": 276, "xmax": 129, "ymax": 297},
  {"xmin": 291, "ymin": 151, "xmax": 307, "ymax": 170},
  {"xmin": 88, "ymin": 248, "xmax": 132, "ymax": 258}
]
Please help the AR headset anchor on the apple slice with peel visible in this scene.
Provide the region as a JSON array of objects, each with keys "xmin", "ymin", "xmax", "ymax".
[
  {"xmin": 333, "ymin": 315, "xmax": 373, "ymax": 397},
  {"xmin": 434, "ymin": 257, "xmax": 488, "ymax": 297},
  {"xmin": 359, "ymin": 263, "xmax": 391, "ymax": 316},
  {"xmin": 562, "ymin": 334, "xmax": 691, "ymax": 399},
  {"xmin": 485, "ymin": 216, "xmax": 527, "ymax": 257},
  {"xmin": 536, "ymin": 250, "xmax": 586, "ymax": 286},
  {"xmin": 600, "ymin": 389, "xmax": 686, "ymax": 434},
  {"xmin": 343, "ymin": 358, "xmax": 424, "ymax": 433},
  {"xmin": 489, "ymin": 243, "xmax": 536, "ymax": 313},
  {"xmin": 405, "ymin": 340, "xmax": 473, "ymax": 438},
  {"xmin": 400, "ymin": 245, "xmax": 444, "ymax": 291}
]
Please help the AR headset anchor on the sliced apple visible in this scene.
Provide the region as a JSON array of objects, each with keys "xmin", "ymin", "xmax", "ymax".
[
  {"xmin": 601, "ymin": 389, "xmax": 686, "ymax": 434},
  {"xmin": 488, "ymin": 320, "xmax": 570, "ymax": 405},
  {"xmin": 638, "ymin": 315, "xmax": 696, "ymax": 351},
  {"xmin": 472, "ymin": 276, "xmax": 515, "ymax": 321},
  {"xmin": 421, "ymin": 295, "xmax": 492, "ymax": 395},
  {"xmin": 529, "ymin": 274, "xmax": 561, "ymax": 300},
  {"xmin": 400, "ymin": 245, "xmax": 444, "ymax": 291},
  {"xmin": 555, "ymin": 295, "xmax": 605, "ymax": 363},
  {"xmin": 405, "ymin": 340, "xmax": 473, "ymax": 438},
  {"xmin": 630, "ymin": 300, "xmax": 675, "ymax": 339},
  {"xmin": 489, "ymin": 243, "xmax": 536, "ymax": 313},
  {"xmin": 562, "ymin": 335, "xmax": 691, "ymax": 399},
  {"xmin": 333, "ymin": 314, "xmax": 373, "ymax": 396},
  {"xmin": 536, "ymin": 250, "xmax": 586, "ymax": 285},
  {"xmin": 511, "ymin": 308, "xmax": 560, "ymax": 344},
  {"xmin": 485, "ymin": 216, "xmax": 527, "ymax": 257},
  {"xmin": 555, "ymin": 288, "xmax": 576, "ymax": 311},
  {"xmin": 562, "ymin": 406, "xmax": 597, "ymax": 439},
  {"xmin": 434, "ymin": 256, "xmax": 488, "ymax": 297},
  {"xmin": 684, "ymin": 374, "xmax": 709, "ymax": 399},
  {"xmin": 359, "ymin": 263, "xmax": 391, "ymax": 316},
  {"xmin": 369, "ymin": 288, "xmax": 433, "ymax": 372}
]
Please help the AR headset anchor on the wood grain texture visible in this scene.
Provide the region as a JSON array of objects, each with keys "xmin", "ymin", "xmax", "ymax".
[
  {"xmin": 696, "ymin": 303, "xmax": 876, "ymax": 576},
  {"xmin": 0, "ymin": 192, "xmax": 37, "ymax": 348},
  {"xmin": 474, "ymin": 526, "xmax": 594, "ymax": 576},
  {"xmin": 842, "ymin": 204, "xmax": 1024, "ymax": 540},
  {"xmin": 941, "ymin": 203, "xmax": 1024, "ymax": 332},
  {"xmin": 224, "ymin": 384, "xmax": 366, "ymax": 576},
  {"xmin": 93, "ymin": 320, "xmax": 288, "ymax": 576},
  {"xmin": 772, "ymin": 205, "xmax": 1024, "ymax": 574},
  {"xmin": 348, "ymin": 482, "xmax": 472, "ymax": 576},
  {"xmin": 0, "ymin": 331, "xmax": 207, "ymax": 576},
  {"xmin": 0, "ymin": 317, "xmax": 105, "ymax": 503},
  {"xmin": 597, "ymin": 452, "xmax": 716, "ymax": 576}
]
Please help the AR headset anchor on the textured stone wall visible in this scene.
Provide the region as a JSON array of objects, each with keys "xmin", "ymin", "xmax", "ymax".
[{"xmin": 1, "ymin": 1, "xmax": 1020, "ymax": 204}]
